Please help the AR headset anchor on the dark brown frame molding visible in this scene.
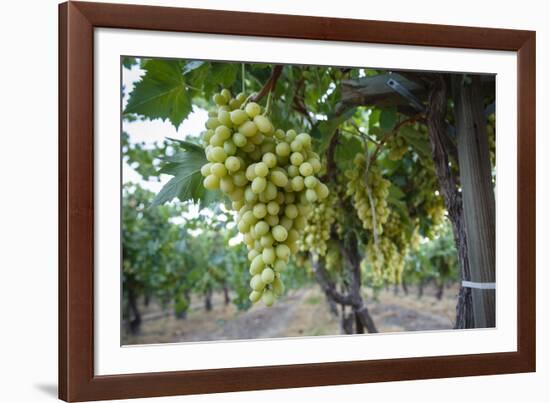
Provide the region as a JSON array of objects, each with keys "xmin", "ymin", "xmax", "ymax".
[{"xmin": 59, "ymin": 1, "xmax": 536, "ymax": 401}]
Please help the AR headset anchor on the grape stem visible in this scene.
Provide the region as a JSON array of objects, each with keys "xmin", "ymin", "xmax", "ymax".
[
  {"xmin": 263, "ymin": 90, "xmax": 273, "ymax": 116},
  {"xmin": 362, "ymin": 137, "xmax": 380, "ymax": 249},
  {"xmin": 321, "ymin": 129, "xmax": 339, "ymax": 183},
  {"xmin": 368, "ymin": 115, "xmax": 424, "ymax": 165},
  {"xmin": 348, "ymin": 121, "xmax": 380, "ymax": 145},
  {"xmin": 184, "ymin": 84, "xmax": 202, "ymax": 92},
  {"xmin": 241, "ymin": 63, "xmax": 246, "ymax": 93},
  {"xmin": 252, "ymin": 65, "xmax": 283, "ymax": 102},
  {"xmin": 242, "ymin": 92, "xmax": 257, "ymax": 107},
  {"xmin": 291, "ymin": 75, "xmax": 315, "ymax": 126}
]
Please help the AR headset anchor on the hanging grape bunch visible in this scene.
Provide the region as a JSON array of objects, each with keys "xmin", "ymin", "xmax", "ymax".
[
  {"xmin": 325, "ymin": 240, "xmax": 343, "ymax": 273},
  {"xmin": 360, "ymin": 235, "xmax": 405, "ymax": 286},
  {"xmin": 365, "ymin": 211, "xmax": 410, "ymax": 285},
  {"xmin": 387, "ymin": 134, "xmax": 409, "ymax": 161},
  {"xmin": 200, "ymin": 89, "xmax": 329, "ymax": 307},
  {"xmin": 345, "ymin": 153, "xmax": 391, "ymax": 234},
  {"xmin": 300, "ymin": 190, "xmax": 337, "ymax": 257}
]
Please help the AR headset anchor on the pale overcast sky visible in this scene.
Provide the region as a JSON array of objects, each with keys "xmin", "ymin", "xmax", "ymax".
[
  {"xmin": 122, "ymin": 63, "xmax": 208, "ymax": 193},
  {"xmin": 122, "ymin": 62, "xmax": 234, "ymax": 230}
]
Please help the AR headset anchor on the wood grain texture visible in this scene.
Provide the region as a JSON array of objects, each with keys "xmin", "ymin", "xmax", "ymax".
[
  {"xmin": 453, "ymin": 76, "xmax": 496, "ymax": 328},
  {"xmin": 59, "ymin": 1, "xmax": 536, "ymax": 401},
  {"xmin": 74, "ymin": 1, "xmax": 532, "ymax": 50},
  {"xmin": 59, "ymin": 2, "xmax": 95, "ymax": 401},
  {"xmin": 516, "ymin": 31, "xmax": 536, "ymax": 371},
  {"xmin": 58, "ymin": 4, "xmax": 68, "ymax": 401}
]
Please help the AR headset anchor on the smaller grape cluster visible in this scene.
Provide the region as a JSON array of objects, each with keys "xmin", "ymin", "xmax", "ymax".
[
  {"xmin": 363, "ymin": 237, "xmax": 405, "ymax": 286},
  {"xmin": 325, "ymin": 240, "xmax": 343, "ymax": 273},
  {"xmin": 386, "ymin": 134, "xmax": 409, "ymax": 161},
  {"xmin": 424, "ymin": 197, "xmax": 446, "ymax": 238},
  {"xmin": 345, "ymin": 154, "xmax": 391, "ymax": 234},
  {"xmin": 200, "ymin": 89, "xmax": 329, "ymax": 307},
  {"xmin": 300, "ymin": 191, "xmax": 337, "ymax": 257}
]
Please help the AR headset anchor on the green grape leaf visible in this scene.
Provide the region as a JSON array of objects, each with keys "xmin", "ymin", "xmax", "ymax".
[
  {"xmin": 124, "ymin": 59, "xmax": 192, "ymax": 129},
  {"xmin": 210, "ymin": 63, "xmax": 239, "ymax": 88},
  {"xmin": 388, "ymin": 184, "xmax": 406, "ymax": 200},
  {"xmin": 199, "ymin": 188, "xmax": 223, "ymax": 209},
  {"xmin": 399, "ymin": 125, "xmax": 424, "ymax": 140},
  {"xmin": 122, "ymin": 57, "xmax": 138, "ymax": 69},
  {"xmin": 166, "ymin": 138, "xmax": 204, "ymax": 153},
  {"xmin": 399, "ymin": 126, "xmax": 431, "ymax": 158},
  {"xmin": 174, "ymin": 296, "xmax": 190, "ymax": 315},
  {"xmin": 334, "ymin": 134, "xmax": 363, "ymax": 169},
  {"xmin": 379, "ymin": 107, "xmax": 398, "ymax": 131},
  {"xmin": 311, "ymin": 107, "xmax": 356, "ymax": 154},
  {"xmin": 152, "ymin": 145, "xmax": 206, "ymax": 206}
]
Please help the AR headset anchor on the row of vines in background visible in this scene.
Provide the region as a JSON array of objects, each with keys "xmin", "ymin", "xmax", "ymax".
[
  {"xmin": 122, "ymin": 182, "xmax": 311, "ymax": 333},
  {"xmin": 122, "ymin": 179, "xmax": 457, "ymax": 334}
]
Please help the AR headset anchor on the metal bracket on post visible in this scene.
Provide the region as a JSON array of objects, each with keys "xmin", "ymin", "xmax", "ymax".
[
  {"xmin": 386, "ymin": 77, "xmax": 426, "ymax": 113},
  {"xmin": 386, "ymin": 76, "xmax": 458, "ymax": 143}
]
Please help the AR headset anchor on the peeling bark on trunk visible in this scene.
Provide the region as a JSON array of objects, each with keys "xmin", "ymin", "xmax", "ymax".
[
  {"xmin": 354, "ymin": 313, "xmax": 365, "ymax": 334},
  {"xmin": 312, "ymin": 245, "xmax": 378, "ymax": 334},
  {"xmin": 176, "ymin": 310, "xmax": 187, "ymax": 320},
  {"xmin": 355, "ymin": 306, "xmax": 377, "ymax": 333},
  {"xmin": 426, "ymin": 75, "xmax": 474, "ymax": 329},
  {"xmin": 340, "ymin": 231, "xmax": 378, "ymax": 334},
  {"xmin": 341, "ymin": 312, "xmax": 355, "ymax": 334},
  {"xmin": 402, "ymin": 282, "xmax": 409, "ymax": 295},
  {"xmin": 128, "ymin": 287, "xmax": 141, "ymax": 335},
  {"xmin": 326, "ymin": 296, "xmax": 339, "ymax": 317},
  {"xmin": 204, "ymin": 289, "xmax": 213, "ymax": 311},
  {"xmin": 223, "ymin": 286, "xmax": 230, "ymax": 306},
  {"xmin": 144, "ymin": 293, "xmax": 150, "ymax": 307},
  {"xmin": 436, "ymin": 282, "xmax": 445, "ymax": 300},
  {"xmin": 417, "ymin": 281, "xmax": 424, "ymax": 299}
]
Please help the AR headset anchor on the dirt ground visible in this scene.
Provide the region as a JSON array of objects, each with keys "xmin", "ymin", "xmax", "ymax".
[{"xmin": 122, "ymin": 283, "xmax": 459, "ymax": 345}]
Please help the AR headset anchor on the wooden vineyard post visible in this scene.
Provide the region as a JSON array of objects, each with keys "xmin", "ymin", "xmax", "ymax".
[{"xmin": 453, "ymin": 75, "xmax": 496, "ymax": 328}]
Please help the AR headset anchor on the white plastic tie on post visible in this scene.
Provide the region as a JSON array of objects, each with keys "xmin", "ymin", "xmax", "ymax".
[{"xmin": 461, "ymin": 281, "xmax": 496, "ymax": 290}]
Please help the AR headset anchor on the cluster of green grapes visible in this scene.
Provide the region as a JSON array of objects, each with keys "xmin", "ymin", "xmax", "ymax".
[
  {"xmin": 424, "ymin": 197, "xmax": 446, "ymax": 238},
  {"xmin": 300, "ymin": 190, "xmax": 337, "ymax": 257},
  {"xmin": 200, "ymin": 89, "xmax": 329, "ymax": 307},
  {"xmin": 325, "ymin": 240, "xmax": 343, "ymax": 273},
  {"xmin": 361, "ymin": 212, "xmax": 412, "ymax": 286},
  {"xmin": 345, "ymin": 154, "xmax": 391, "ymax": 234},
  {"xmin": 387, "ymin": 134, "xmax": 409, "ymax": 161},
  {"xmin": 383, "ymin": 211, "xmax": 410, "ymax": 248},
  {"xmin": 406, "ymin": 159, "xmax": 447, "ymax": 238},
  {"xmin": 363, "ymin": 237, "xmax": 405, "ymax": 286}
]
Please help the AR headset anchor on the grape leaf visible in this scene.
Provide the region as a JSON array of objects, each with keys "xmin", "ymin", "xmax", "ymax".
[
  {"xmin": 122, "ymin": 56, "xmax": 138, "ymax": 69},
  {"xmin": 153, "ymin": 140, "xmax": 222, "ymax": 207},
  {"xmin": 165, "ymin": 138, "xmax": 204, "ymax": 153},
  {"xmin": 153, "ymin": 144, "xmax": 205, "ymax": 206},
  {"xmin": 311, "ymin": 107, "xmax": 356, "ymax": 154},
  {"xmin": 388, "ymin": 184, "xmax": 406, "ymax": 200},
  {"xmin": 400, "ymin": 126, "xmax": 431, "ymax": 158},
  {"xmin": 379, "ymin": 107, "xmax": 397, "ymax": 131},
  {"xmin": 210, "ymin": 63, "xmax": 239, "ymax": 88},
  {"xmin": 334, "ymin": 134, "xmax": 363, "ymax": 169},
  {"xmin": 124, "ymin": 59, "xmax": 192, "ymax": 129}
]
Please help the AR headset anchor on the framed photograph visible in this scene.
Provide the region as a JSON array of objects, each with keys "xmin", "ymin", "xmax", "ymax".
[{"xmin": 59, "ymin": 1, "xmax": 536, "ymax": 401}]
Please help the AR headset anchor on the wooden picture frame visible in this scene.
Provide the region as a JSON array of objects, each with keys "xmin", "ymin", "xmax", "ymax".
[{"xmin": 59, "ymin": 1, "xmax": 536, "ymax": 401}]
